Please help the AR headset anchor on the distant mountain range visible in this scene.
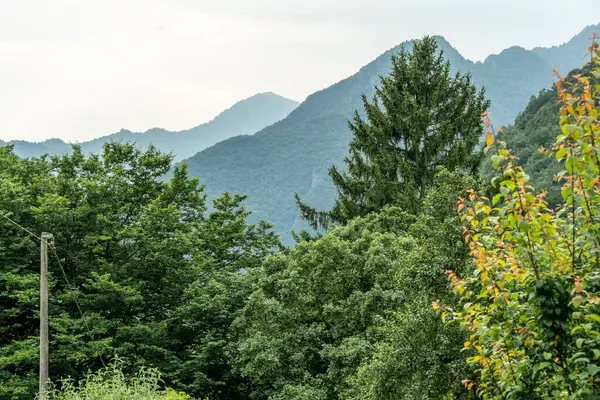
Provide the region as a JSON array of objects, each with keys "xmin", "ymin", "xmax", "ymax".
[
  {"xmin": 4, "ymin": 24, "xmax": 598, "ymax": 243},
  {"xmin": 181, "ymin": 23, "xmax": 600, "ymax": 243},
  {"xmin": 0, "ymin": 92, "xmax": 299, "ymax": 161}
]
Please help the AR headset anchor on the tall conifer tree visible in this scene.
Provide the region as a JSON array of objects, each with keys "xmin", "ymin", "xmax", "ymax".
[{"xmin": 296, "ymin": 36, "xmax": 490, "ymax": 230}]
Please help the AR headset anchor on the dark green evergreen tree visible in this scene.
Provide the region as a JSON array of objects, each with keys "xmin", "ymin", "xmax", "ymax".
[{"xmin": 295, "ymin": 36, "xmax": 490, "ymax": 230}]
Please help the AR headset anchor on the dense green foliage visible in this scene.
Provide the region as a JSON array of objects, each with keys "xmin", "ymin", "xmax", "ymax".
[
  {"xmin": 0, "ymin": 143, "xmax": 281, "ymax": 399},
  {"xmin": 296, "ymin": 36, "xmax": 489, "ymax": 230},
  {"xmin": 234, "ymin": 170, "xmax": 479, "ymax": 400},
  {"xmin": 0, "ymin": 92, "xmax": 298, "ymax": 162},
  {"xmin": 183, "ymin": 25, "xmax": 599, "ymax": 244}
]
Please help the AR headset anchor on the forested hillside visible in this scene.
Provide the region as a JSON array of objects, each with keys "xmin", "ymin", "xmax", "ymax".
[
  {"xmin": 0, "ymin": 92, "xmax": 298, "ymax": 161},
  {"xmin": 183, "ymin": 24, "xmax": 600, "ymax": 243}
]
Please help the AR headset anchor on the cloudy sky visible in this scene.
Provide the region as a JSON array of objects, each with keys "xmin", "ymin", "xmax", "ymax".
[{"xmin": 1, "ymin": 0, "xmax": 599, "ymax": 142}]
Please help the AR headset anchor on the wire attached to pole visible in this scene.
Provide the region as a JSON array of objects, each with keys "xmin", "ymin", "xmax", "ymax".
[{"xmin": 1, "ymin": 212, "xmax": 106, "ymax": 368}]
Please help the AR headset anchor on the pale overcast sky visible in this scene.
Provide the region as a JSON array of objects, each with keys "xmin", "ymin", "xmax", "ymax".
[{"xmin": 1, "ymin": 0, "xmax": 599, "ymax": 142}]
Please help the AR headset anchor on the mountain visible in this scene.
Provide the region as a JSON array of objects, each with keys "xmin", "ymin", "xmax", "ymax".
[
  {"xmin": 182, "ymin": 24, "xmax": 600, "ymax": 243},
  {"xmin": 0, "ymin": 92, "xmax": 299, "ymax": 161}
]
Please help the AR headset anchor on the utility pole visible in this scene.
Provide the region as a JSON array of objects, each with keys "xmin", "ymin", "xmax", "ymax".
[{"xmin": 40, "ymin": 232, "xmax": 53, "ymax": 399}]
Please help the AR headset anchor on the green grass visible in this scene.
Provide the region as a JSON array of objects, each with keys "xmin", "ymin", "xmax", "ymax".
[{"xmin": 40, "ymin": 361, "xmax": 195, "ymax": 400}]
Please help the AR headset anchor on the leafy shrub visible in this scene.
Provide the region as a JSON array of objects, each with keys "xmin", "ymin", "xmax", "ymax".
[
  {"xmin": 41, "ymin": 361, "xmax": 196, "ymax": 400},
  {"xmin": 439, "ymin": 35, "xmax": 600, "ymax": 398}
]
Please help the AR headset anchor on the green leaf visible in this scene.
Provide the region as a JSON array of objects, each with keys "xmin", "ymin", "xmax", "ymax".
[
  {"xmin": 586, "ymin": 314, "xmax": 600, "ymax": 324},
  {"xmin": 574, "ymin": 357, "xmax": 591, "ymax": 364},
  {"xmin": 565, "ymin": 157, "xmax": 574, "ymax": 172},
  {"xmin": 533, "ymin": 362, "xmax": 551, "ymax": 373},
  {"xmin": 518, "ymin": 221, "xmax": 530, "ymax": 233},
  {"xmin": 571, "ymin": 325, "xmax": 583, "ymax": 335},
  {"xmin": 491, "ymin": 155, "xmax": 503, "ymax": 168},
  {"xmin": 500, "ymin": 180, "xmax": 516, "ymax": 191},
  {"xmin": 562, "ymin": 124, "xmax": 583, "ymax": 138},
  {"xmin": 492, "ymin": 193, "xmax": 503, "ymax": 206}
]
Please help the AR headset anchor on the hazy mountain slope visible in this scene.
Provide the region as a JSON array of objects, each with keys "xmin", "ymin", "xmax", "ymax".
[
  {"xmin": 183, "ymin": 24, "xmax": 599, "ymax": 243},
  {"xmin": 0, "ymin": 92, "xmax": 299, "ymax": 161},
  {"xmin": 532, "ymin": 24, "xmax": 599, "ymax": 71},
  {"xmin": 0, "ymin": 138, "xmax": 72, "ymax": 159},
  {"xmin": 183, "ymin": 38, "xmax": 476, "ymax": 241}
]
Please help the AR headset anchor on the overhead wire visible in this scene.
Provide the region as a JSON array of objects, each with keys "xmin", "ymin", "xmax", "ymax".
[{"xmin": 0, "ymin": 211, "xmax": 106, "ymax": 367}]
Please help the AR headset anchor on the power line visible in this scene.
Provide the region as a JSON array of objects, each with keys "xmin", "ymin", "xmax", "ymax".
[
  {"xmin": 0, "ymin": 211, "xmax": 106, "ymax": 368},
  {"xmin": 0, "ymin": 212, "xmax": 43, "ymax": 242},
  {"xmin": 49, "ymin": 244, "xmax": 106, "ymax": 368}
]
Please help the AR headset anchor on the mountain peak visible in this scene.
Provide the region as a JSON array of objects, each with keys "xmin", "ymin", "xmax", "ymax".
[
  {"xmin": 205, "ymin": 92, "xmax": 299, "ymax": 130},
  {"xmin": 182, "ymin": 23, "xmax": 598, "ymax": 244},
  {"xmin": 564, "ymin": 23, "xmax": 600, "ymax": 44},
  {"xmin": 431, "ymin": 35, "xmax": 451, "ymax": 45},
  {"xmin": 246, "ymin": 91, "xmax": 296, "ymax": 101},
  {"xmin": 213, "ymin": 92, "xmax": 298, "ymax": 118},
  {"xmin": 278, "ymin": 34, "xmax": 468, "ymax": 128},
  {"xmin": 528, "ymin": 23, "xmax": 600, "ymax": 74}
]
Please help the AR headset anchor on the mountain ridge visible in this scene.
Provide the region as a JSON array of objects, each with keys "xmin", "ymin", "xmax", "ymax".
[
  {"xmin": 182, "ymin": 24, "xmax": 600, "ymax": 244},
  {"xmin": 0, "ymin": 92, "xmax": 299, "ymax": 161}
]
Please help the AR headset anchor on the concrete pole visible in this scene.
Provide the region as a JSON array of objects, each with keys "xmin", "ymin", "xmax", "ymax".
[{"xmin": 39, "ymin": 232, "xmax": 53, "ymax": 398}]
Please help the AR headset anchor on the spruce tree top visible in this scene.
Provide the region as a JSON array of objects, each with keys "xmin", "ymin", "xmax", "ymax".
[{"xmin": 296, "ymin": 36, "xmax": 490, "ymax": 231}]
